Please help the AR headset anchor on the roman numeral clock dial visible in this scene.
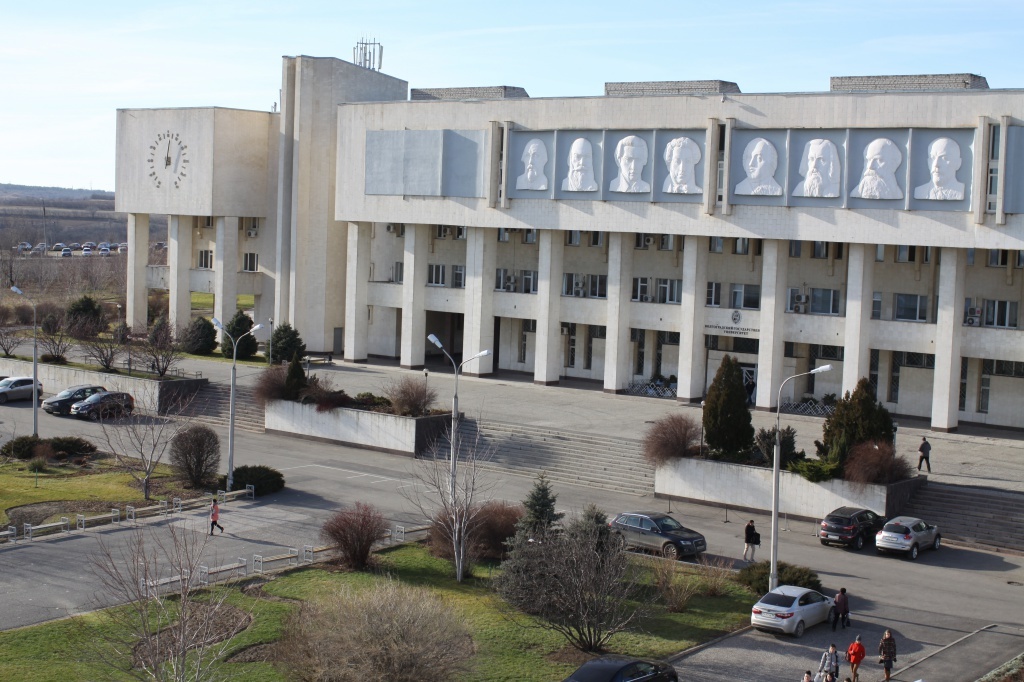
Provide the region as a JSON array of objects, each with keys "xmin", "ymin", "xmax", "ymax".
[{"xmin": 146, "ymin": 131, "xmax": 189, "ymax": 189}]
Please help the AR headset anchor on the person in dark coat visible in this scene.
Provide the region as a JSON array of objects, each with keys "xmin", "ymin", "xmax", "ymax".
[
  {"xmin": 743, "ymin": 519, "xmax": 759, "ymax": 561},
  {"xmin": 832, "ymin": 587, "xmax": 850, "ymax": 630},
  {"xmin": 878, "ymin": 629, "xmax": 897, "ymax": 681}
]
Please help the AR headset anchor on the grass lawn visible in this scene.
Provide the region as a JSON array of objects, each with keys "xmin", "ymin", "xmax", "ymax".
[
  {"xmin": 190, "ymin": 292, "xmax": 255, "ymax": 312},
  {"xmin": 0, "ymin": 542, "xmax": 752, "ymax": 681}
]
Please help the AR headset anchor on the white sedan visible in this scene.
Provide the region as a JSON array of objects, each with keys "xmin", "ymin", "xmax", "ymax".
[{"xmin": 750, "ymin": 585, "xmax": 835, "ymax": 638}]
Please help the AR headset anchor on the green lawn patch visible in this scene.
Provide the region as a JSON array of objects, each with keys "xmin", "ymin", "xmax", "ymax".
[{"xmin": 190, "ymin": 292, "xmax": 254, "ymax": 312}]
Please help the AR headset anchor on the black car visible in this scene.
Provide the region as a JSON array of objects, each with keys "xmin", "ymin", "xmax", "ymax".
[
  {"xmin": 563, "ymin": 654, "xmax": 678, "ymax": 682},
  {"xmin": 819, "ymin": 506, "xmax": 886, "ymax": 550},
  {"xmin": 42, "ymin": 384, "xmax": 107, "ymax": 416},
  {"xmin": 608, "ymin": 511, "xmax": 707, "ymax": 560},
  {"xmin": 70, "ymin": 391, "xmax": 135, "ymax": 420}
]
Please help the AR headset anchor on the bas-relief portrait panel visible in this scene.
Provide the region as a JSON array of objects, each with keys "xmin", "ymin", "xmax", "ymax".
[
  {"xmin": 507, "ymin": 131, "xmax": 555, "ymax": 200},
  {"xmin": 553, "ymin": 131, "xmax": 605, "ymax": 201},
  {"xmin": 846, "ymin": 129, "xmax": 910, "ymax": 209},
  {"xmin": 652, "ymin": 130, "xmax": 706, "ymax": 204},
  {"xmin": 907, "ymin": 129, "xmax": 974, "ymax": 211},
  {"xmin": 602, "ymin": 131, "xmax": 656, "ymax": 202},
  {"xmin": 786, "ymin": 131, "xmax": 846, "ymax": 209},
  {"xmin": 729, "ymin": 129, "xmax": 788, "ymax": 207}
]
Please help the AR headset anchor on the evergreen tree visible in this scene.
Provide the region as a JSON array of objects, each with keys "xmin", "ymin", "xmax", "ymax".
[
  {"xmin": 283, "ymin": 351, "xmax": 307, "ymax": 400},
  {"xmin": 520, "ymin": 473, "xmax": 564, "ymax": 532},
  {"xmin": 181, "ymin": 316, "xmax": 218, "ymax": 355},
  {"xmin": 816, "ymin": 377, "xmax": 895, "ymax": 467},
  {"xmin": 66, "ymin": 295, "xmax": 105, "ymax": 338},
  {"xmin": 148, "ymin": 316, "xmax": 172, "ymax": 348},
  {"xmin": 703, "ymin": 355, "xmax": 755, "ymax": 455},
  {"xmin": 270, "ymin": 322, "xmax": 306, "ymax": 365},
  {"xmin": 221, "ymin": 310, "xmax": 259, "ymax": 359}
]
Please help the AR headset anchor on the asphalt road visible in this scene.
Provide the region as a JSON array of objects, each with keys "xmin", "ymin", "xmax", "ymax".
[{"xmin": 2, "ymin": 401, "xmax": 1023, "ymax": 680}]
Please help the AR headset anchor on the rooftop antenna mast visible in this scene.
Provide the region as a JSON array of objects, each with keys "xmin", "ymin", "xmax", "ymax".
[{"xmin": 353, "ymin": 37, "xmax": 383, "ymax": 71}]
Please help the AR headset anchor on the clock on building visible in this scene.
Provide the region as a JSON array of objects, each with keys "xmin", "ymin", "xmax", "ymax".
[{"xmin": 146, "ymin": 131, "xmax": 190, "ymax": 189}]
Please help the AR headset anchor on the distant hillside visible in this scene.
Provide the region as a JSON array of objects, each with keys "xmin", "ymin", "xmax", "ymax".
[{"xmin": 0, "ymin": 184, "xmax": 114, "ymax": 202}]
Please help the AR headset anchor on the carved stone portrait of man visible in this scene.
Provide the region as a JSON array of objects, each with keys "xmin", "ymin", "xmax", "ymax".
[
  {"xmin": 562, "ymin": 137, "xmax": 598, "ymax": 192},
  {"xmin": 734, "ymin": 138, "xmax": 782, "ymax": 196},
  {"xmin": 662, "ymin": 137, "xmax": 703, "ymax": 194},
  {"xmin": 516, "ymin": 138, "xmax": 548, "ymax": 191},
  {"xmin": 792, "ymin": 139, "xmax": 841, "ymax": 198},
  {"xmin": 914, "ymin": 137, "xmax": 964, "ymax": 200},
  {"xmin": 852, "ymin": 138, "xmax": 904, "ymax": 200},
  {"xmin": 608, "ymin": 135, "xmax": 651, "ymax": 193}
]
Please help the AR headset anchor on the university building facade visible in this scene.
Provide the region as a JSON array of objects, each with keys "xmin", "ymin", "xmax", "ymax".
[{"xmin": 115, "ymin": 57, "xmax": 1024, "ymax": 431}]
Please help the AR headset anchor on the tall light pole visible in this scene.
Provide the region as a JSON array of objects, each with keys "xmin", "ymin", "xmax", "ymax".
[
  {"xmin": 10, "ymin": 286, "xmax": 39, "ymax": 437},
  {"xmin": 769, "ymin": 363, "xmax": 833, "ymax": 591},
  {"xmin": 427, "ymin": 334, "xmax": 490, "ymax": 505},
  {"xmin": 267, "ymin": 317, "xmax": 274, "ymax": 364},
  {"xmin": 212, "ymin": 318, "xmax": 263, "ymax": 492}
]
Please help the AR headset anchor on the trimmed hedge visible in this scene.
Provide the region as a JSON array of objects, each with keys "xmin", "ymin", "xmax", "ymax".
[
  {"xmin": 220, "ymin": 464, "xmax": 285, "ymax": 496},
  {"xmin": 1, "ymin": 435, "xmax": 98, "ymax": 461},
  {"xmin": 736, "ymin": 560, "xmax": 823, "ymax": 595}
]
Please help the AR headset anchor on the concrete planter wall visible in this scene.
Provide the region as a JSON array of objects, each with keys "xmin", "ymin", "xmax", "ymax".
[
  {"xmin": 265, "ymin": 400, "xmax": 451, "ymax": 456},
  {"xmin": 0, "ymin": 358, "xmax": 206, "ymax": 414},
  {"xmin": 655, "ymin": 457, "xmax": 926, "ymax": 521}
]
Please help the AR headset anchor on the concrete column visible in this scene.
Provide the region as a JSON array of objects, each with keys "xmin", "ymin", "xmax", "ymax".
[
  {"xmin": 213, "ymin": 216, "xmax": 239, "ymax": 339},
  {"xmin": 755, "ymin": 240, "xmax": 788, "ymax": 409},
  {"xmin": 604, "ymin": 233, "xmax": 634, "ymax": 392},
  {"xmin": 463, "ymin": 226, "xmax": 496, "ymax": 376},
  {"xmin": 400, "ymin": 224, "xmax": 428, "ymax": 369},
  {"xmin": 534, "ymin": 229, "xmax": 565, "ymax": 384},
  {"xmin": 167, "ymin": 215, "xmax": 193, "ymax": 331},
  {"xmin": 931, "ymin": 248, "xmax": 966, "ymax": 431},
  {"xmin": 842, "ymin": 243, "xmax": 875, "ymax": 396},
  {"xmin": 343, "ymin": 222, "xmax": 371, "ymax": 363},
  {"xmin": 677, "ymin": 235, "xmax": 708, "ymax": 401},
  {"xmin": 126, "ymin": 213, "xmax": 150, "ymax": 328}
]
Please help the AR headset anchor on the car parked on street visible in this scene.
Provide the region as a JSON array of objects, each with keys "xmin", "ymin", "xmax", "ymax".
[
  {"xmin": 60, "ymin": 247, "xmax": 72, "ymax": 258},
  {"xmin": 608, "ymin": 511, "xmax": 707, "ymax": 560},
  {"xmin": 819, "ymin": 506, "xmax": 886, "ymax": 550},
  {"xmin": 81, "ymin": 246, "xmax": 92, "ymax": 256},
  {"xmin": 70, "ymin": 391, "xmax": 134, "ymax": 420},
  {"xmin": 98, "ymin": 247, "xmax": 111, "ymax": 256},
  {"xmin": 876, "ymin": 516, "xmax": 941, "ymax": 560},
  {"xmin": 562, "ymin": 654, "xmax": 678, "ymax": 682},
  {"xmin": 69, "ymin": 242, "xmax": 82, "ymax": 251},
  {"xmin": 82, "ymin": 241, "xmax": 96, "ymax": 250},
  {"xmin": 42, "ymin": 384, "xmax": 107, "ymax": 416},
  {"xmin": 0, "ymin": 377, "xmax": 43, "ymax": 404},
  {"xmin": 751, "ymin": 585, "xmax": 835, "ymax": 638}
]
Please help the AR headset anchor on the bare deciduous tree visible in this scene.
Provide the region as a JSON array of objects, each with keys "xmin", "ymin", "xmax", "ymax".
[
  {"xmin": 136, "ymin": 322, "xmax": 185, "ymax": 377},
  {"xmin": 80, "ymin": 330, "xmax": 125, "ymax": 371},
  {"xmin": 0, "ymin": 322, "xmax": 19, "ymax": 357},
  {"xmin": 169, "ymin": 425, "xmax": 221, "ymax": 489},
  {"xmin": 88, "ymin": 524, "xmax": 252, "ymax": 681},
  {"xmin": 38, "ymin": 311, "xmax": 75, "ymax": 361}
]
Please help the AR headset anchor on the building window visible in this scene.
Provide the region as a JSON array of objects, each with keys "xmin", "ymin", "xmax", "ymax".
[
  {"xmin": 706, "ymin": 282, "xmax": 721, "ymax": 307},
  {"xmin": 875, "ymin": 244, "xmax": 885, "ymax": 262},
  {"xmin": 451, "ymin": 265, "xmax": 465, "ymax": 289},
  {"xmin": 520, "ymin": 269, "xmax": 538, "ymax": 294},
  {"xmin": 523, "ymin": 229, "xmax": 537, "ymax": 244},
  {"xmin": 959, "ymin": 357, "xmax": 968, "ymax": 412},
  {"xmin": 815, "ymin": 344, "xmax": 844, "ymax": 361},
  {"xmin": 632, "ymin": 277, "xmax": 651, "ymax": 302},
  {"xmin": 732, "ymin": 337, "xmax": 759, "ymax": 354},
  {"xmin": 588, "ymin": 274, "xmax": 608, "ymax": 299},
  {"xmin": 983, "ymin": 300, "xmax": 1018, "ymax": 328},
  {"xmin": 589, "ymin": 231, "xmax": 604, "ymax": 247},
  {"xmin": 812, "ymin": 241, "xmax": 829, "ymax": 259},
  {"xmin": 1018, "ymin": 251, "xmax": 1024, "ymax": 268},
  {"xmin": 896, "ymin": 245, "xmax": 916, "ymax": 263},
  {"xmin": 518, "ymin": 320, "xmax": 530, "ymax": 363},
  {"xmin": 967, "ymin": 248, "xmax": 975, "ymax": 266},
  {"xmin": 566, "ymin": 230, "xmax": 581, "ymax": 246},
  {"xmin": 734, "ymin": 238, "xmax": 749, "ymax": 256},
  {"xmin": 564, "ymin": 273, "xmax": 587, "ymax": 297},
  {"xmin": 242, "ymin": 252, "xmax": 258, "ymax": 272},
  {"xmin": 979, "ymin": 374, "xmax": 990, "ymax": 413},
  {"xmin": 872, "ymin": 292, "xmax": 882, "ymax": 320},
  {"xmin": 497, "ymin": 228, "xmax": 510, "ymax": 242},
  {"xmin": 730, "ymin": 283, "xmax": 761, "ymax": 310},
  {"xmin": 393, "ymin": 261, "xmax": 404, "ymax": 284},
  {"xmin": 435, "ymin": 225, "xmax": 448, "ymax": 239},
  {"xmin": 787, "ymin": 287, "xmax": 801, "ymax": 312},
  {"xmin": 985, "ymin": 358, "xmax": 1024, "ymax": 377},
  {"xmin": 495, "ymin": 268, "xmax": 509, "ymax": 290},
  {"xmin": 455, "ymin": 226, "xmax": 467, "ymax": 240},
  {"xmin": 810, "ymin": 288, "xmax": 841, "ymax": 315},
  {"xmin": 709, "ymin": 237, "xmax": 724, "ymax": 253},
  {"xmin": 427, "ymin": 264, "xmax": 446, "ymax": 286},
  {"xmin": 658, "ymin": 234, "xmax": 675, "ymax": 251},
  {"xmin": 989, "ymin": 249, "xmax": 1010, "ymax": 267},
  {"xmin": 889, "ymin": 351, "xmax": 901, "ymax": 403},
  {"xmin": 197, "ymin": 249, "xmax": 213, "ymax": 270},
  {"xmin": 635, "ymin": 233, "xmax": 654, "ymax": 249},
  {"xmin": 789, "ymin": 241, "xmax": 802, "ymax": 258},
  {"xmin": 987, "ymin": 124, "xmax": 1000, "ymax": 214},
  {"xmin": 894, "ymin": 294, "xmax": 928, "ymax": 322},
  {"xmin": 586, "ymin": 325, "xmax": 606, "ymax": 370},
  {"xmin": 922, "ymin": 247, "xmax": 932, "ymax": 264},
  {"xmin": 868, "ymin": 348, "xmax": 880, "ymax": 398},
  {"xmin": 522, "ymin": 318, "xmax": 537, "ymax": 333},
  {"xmin": 656, "ymin": 278, "xmax": 683, "ymax": 304}
]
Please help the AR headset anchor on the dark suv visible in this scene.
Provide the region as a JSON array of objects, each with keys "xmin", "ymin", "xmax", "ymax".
[
  {"xmin": 819, "ymin": 506, "xmax": 885, "ymax": 550},
  {"xmin": 608, "ymin": 511, "xmax": 707, "ymax": 560},
  {"xmin": 70, "ymin": 392, "xmax": 135, "ymax": 420},
  {"xmin": 42, "ymin": 385, "xmax": 107, "ymax": 416}
]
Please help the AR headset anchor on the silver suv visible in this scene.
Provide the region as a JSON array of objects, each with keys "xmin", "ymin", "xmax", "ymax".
[
  {"xmin": 0, "ymin": 376, "xmax": 43, "ymax": 404},
  {"xmin": 875, "ymin": 516, "xmax": 941, "ymax": 560}
]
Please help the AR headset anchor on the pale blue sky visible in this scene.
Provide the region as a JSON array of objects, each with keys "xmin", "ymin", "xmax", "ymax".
[{"xmin": 2, "ymin": 0, "xmax": 1021, "ymax": 191}]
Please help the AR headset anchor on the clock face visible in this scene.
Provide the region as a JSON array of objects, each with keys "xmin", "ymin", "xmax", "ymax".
[{"xmin": 146, "ymin": 131, "xmax": 190, "ymax": 189}]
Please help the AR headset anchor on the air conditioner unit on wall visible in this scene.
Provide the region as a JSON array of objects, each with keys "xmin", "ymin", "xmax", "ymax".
[
  {"xmin": 967, "ymin": 307, "xmax": 982, "ymax": 317},
  {"xmin": 795, "ymin": 294, "xmax": 809, "ymax": 304},
  {"xmin": 641, "ymin": 295, "xmax": 653, "ymax": 302},
  {"xmin": 246, "ymin": 228, "xmax": 258, "ymax": 238},
  {"xmin": 505, "ymin": 283, "xmax": 516, "ymax": 292},
  {"xmin": 560, "ymin": 327, "xmax": 569, "ymax": 335},
  {"xmin": 965, "ymin": 315, "xmax": 981, "ymax": 326},
  {"xmin": 644, "ymin": 236, "xmax": 655, "ymax": 247},
  {"xmin": 441, "ymin": 227, "xmax": 452, "ymax": 238},
  {"xmin": 385, "ymin": 223, "xmax": 396, "ymax": 233},
  {"xmin": 795, "ymin": 303, "xmax": 808, "ymax": 314}
]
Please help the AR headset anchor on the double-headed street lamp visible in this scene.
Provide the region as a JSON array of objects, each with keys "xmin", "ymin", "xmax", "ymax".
[
  {"xmin": 426, "ymin": 334, "xmax": 490, "ymax": 505},
  {"xmin": 212, "ymin": 318, "xmax": 263, "ymax": 492},
  {"xmin": 769, "ymin": 363, "xmax": 833, "ymax": 591},
  {"xmin": 10, "ymin": 286, "xmax": 39, "ymax": 437}
]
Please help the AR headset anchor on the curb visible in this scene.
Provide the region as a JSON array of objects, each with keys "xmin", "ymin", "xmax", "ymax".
[{"xmin": 666, "ymin": 625, "xmax": 753, "ymax": 664}]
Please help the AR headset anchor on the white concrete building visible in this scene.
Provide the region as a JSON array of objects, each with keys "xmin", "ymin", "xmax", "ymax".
[{"xmin": 116, "ymin": 57, "xmax": 1024, "ymax": 432}]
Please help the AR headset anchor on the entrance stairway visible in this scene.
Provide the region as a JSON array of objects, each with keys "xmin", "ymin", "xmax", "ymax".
[
  {"xmin": 901, "ymin": 483, "xmax": 1024, "ymax": 553},
  {"xmin": 180, "ymin": 383, "xmax": 265, "ymax": 433},
  {"xmin": 458, "ymin": 419, "xmax": 653, "ymax": 497}
]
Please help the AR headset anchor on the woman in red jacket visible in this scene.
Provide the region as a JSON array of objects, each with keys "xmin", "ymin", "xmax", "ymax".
[{"xmin": 846, "ymin": 634, "xmax": 866, "ymax": 681}]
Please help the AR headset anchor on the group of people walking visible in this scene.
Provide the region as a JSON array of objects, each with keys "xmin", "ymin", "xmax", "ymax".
[{"xmin": 801, "ymin": 629, "xmax": 898, "ymax": 682}]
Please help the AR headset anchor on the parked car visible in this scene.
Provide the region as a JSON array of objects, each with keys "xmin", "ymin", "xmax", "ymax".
[
  {"xmin": 50, "ymin": 243, "xmax": 67, "ymax": 252},
  {"xmin": 81, "ymin": 247, "xmax": 92, "ymax": 256},
  {"xmin": 751, "ymin": 585, "xmax": 835, "ymax": 638},
  {"xmin": 98, "ymin": 247, "xmax": 111, "ymax": 257},
  {"xmin": 69, "ymin": 242, "xmax": 82, "ymax": 251},
  {"xmin": 0, "ymin": 376, "xmax": 43, "ymax": 404},
  {"xmin": 563, "ymin": 654, "xmax": 678, "ymax": 682},
  {"xmin": 819, "ymin": 506, "xmax": 886, "ymax": 550},
  {"xmin": 70, "ymin": 391, "xmax": 135, "ymax": 420},
  {"xmin": 60, "ymin": 247, "xmax": 72, "ymax": 258},
  {"xmin": 876, "ymin": 516, "xmax": 941, "ymax": 560},
  {"xmin": 42, "ymin": 384, "xmax": 107, "ymax": 416},
  {"xmin": 16, "ymin": 241, "xmax": 32, "ymax": 251},
  {"xmin": 82, "ymin": 241, "xmax": 96, "ymax": 250},
  {"xmin": 117, "ymin": 244, "xmax": 128, "ymax": 254},
  {"xmin": 608, "ymin": 511, "xmax": 707, "ymax": 560},
  {"xmin": 98, "ymin": 241, "xmax": 110, "ymax": 249}
]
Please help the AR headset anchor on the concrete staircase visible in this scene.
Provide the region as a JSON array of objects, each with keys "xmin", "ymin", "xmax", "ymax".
[
  {"xmin": 459, "ymin": 419, "xmax": 653, "ymax": 497},
  {"xmin": 181, "ymin": 383, "xmax": 265, "ymax": 433},
  {"xmin": 901, "ymin": 483, "xmax": 1024, "ymax": 553}
]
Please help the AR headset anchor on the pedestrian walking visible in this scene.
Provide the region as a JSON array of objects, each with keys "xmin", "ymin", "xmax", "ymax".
[
  {"xmin": 878, "ymin": 629, "xmax": 897, "ymax": 681},
  {"xmin": 801, "ymin": 672, "xmax": 814, "ymax": 682},
  {"xmin": 832, "ymin": 587, "xmax": 850, "ymax": 630},
  {"xmin": 210, "ymin": 500, "xmax": 224, "ymax": 535},
  {"xmin": 846, "ymin": 634, "xmax": 866, "ymax": 681},
  {"xmin": 917, "ymin": 436, "xmax": 932, "ymax": 472},
  {"xmin": 818, "ymin": 643, "xmax": 841, "ymax": 680},
  {"xmin": 743, "ymin": 519, "xmax": 759, "ymax": 561}
]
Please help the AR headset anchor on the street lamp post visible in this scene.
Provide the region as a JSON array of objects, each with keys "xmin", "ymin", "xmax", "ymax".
[
  {"xmin": 212, "ymin": 318, "xmax": 263, "ymax": 492},
  {"xmin": 426, "ymin": 334, "xmax": 490, "ymax": 505},
  {"xmin": 267, "ymin": 317, "xmax": 274, "ymax": 365},
  {"xmin": 10, "ymin": 286, "xmax": 39, "ymax": 437},
  {"xmin": 769, "ymin": 364, "xmax": 833, "ymax": 591},
  {"xmin": 699, "ymin": 400, "xmax": 707, "ymax": 456}
]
